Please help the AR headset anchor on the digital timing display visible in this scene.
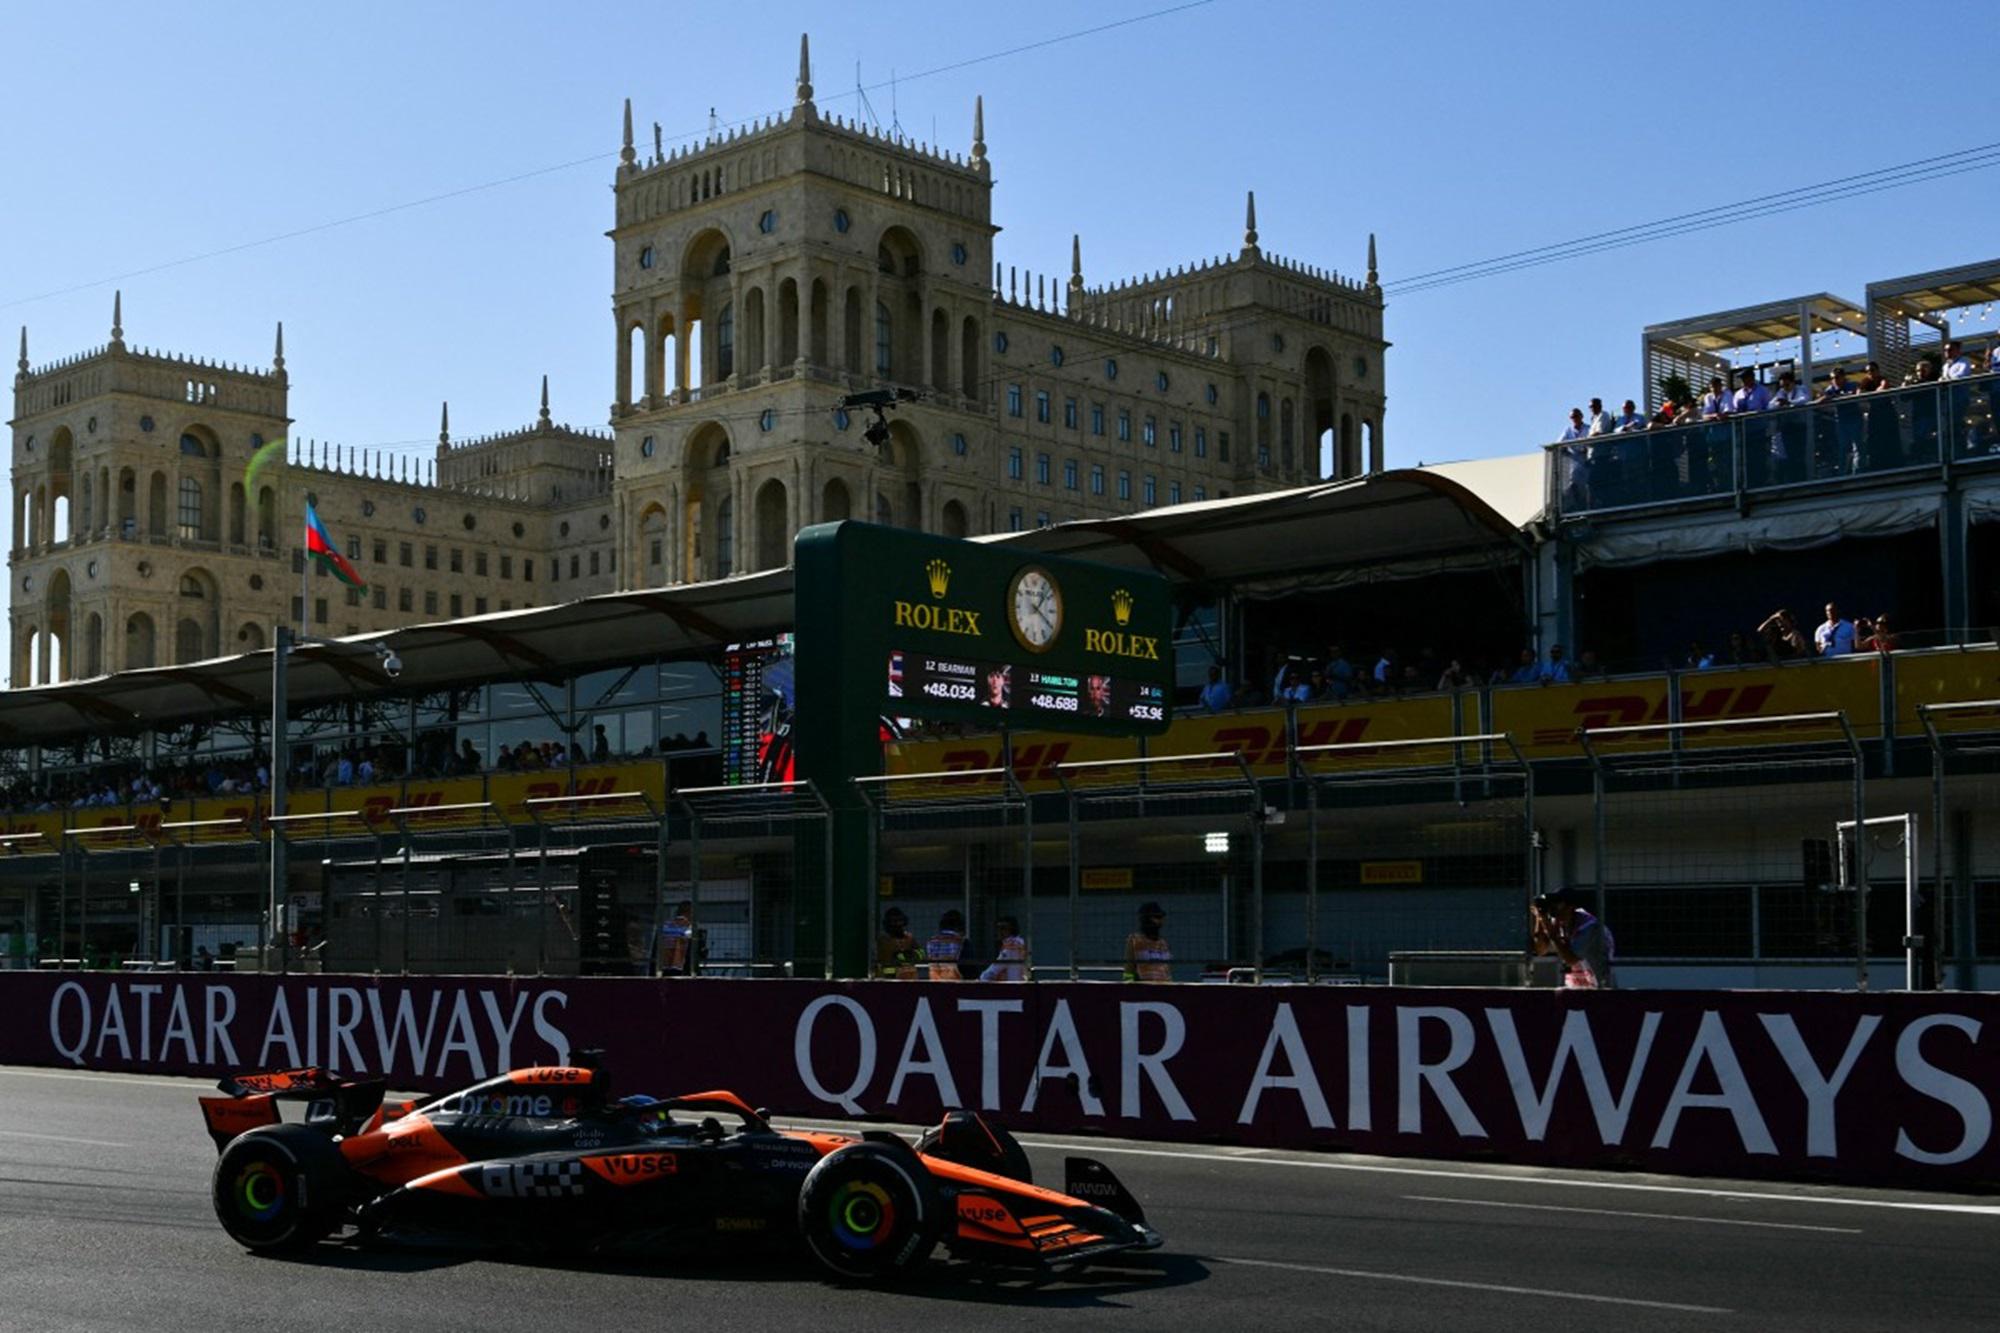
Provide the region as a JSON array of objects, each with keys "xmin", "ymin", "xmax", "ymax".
[{"xmin": 889, "ymin": 649, "xmax": 1166, "ymax": 726}]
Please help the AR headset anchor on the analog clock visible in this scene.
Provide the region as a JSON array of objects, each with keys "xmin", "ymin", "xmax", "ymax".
[{"xmin": 1007, "ymin": 565, "xmax": 1063, "ymax": 652}]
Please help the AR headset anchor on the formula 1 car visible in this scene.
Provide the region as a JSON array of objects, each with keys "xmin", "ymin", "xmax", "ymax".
[{"xmin": 198, "ymin": 1060, "xmax": 1161, "ymax": 1282}]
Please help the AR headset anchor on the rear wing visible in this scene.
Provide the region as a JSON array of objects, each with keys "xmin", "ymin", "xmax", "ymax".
[{"xmin": 197, "ymin": 1067, "xmax": 394, "ymax": 1153}]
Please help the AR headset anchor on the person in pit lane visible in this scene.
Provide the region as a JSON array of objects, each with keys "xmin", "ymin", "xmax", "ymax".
[
  {"xmin": 1124, "ymin": 901, "xmax": 1173, "ymax": 982},
  {"xmin": 876, "ymin": 906, "xmax": 920, "ymax": 980},
  {"xmin": 979, "ymin": 915, "xmax": 1027, "ymax": 981}
]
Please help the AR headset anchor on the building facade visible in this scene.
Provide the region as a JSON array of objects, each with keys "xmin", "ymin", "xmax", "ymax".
[{"xmin": 9, "ymin": 35, "xmax": 1387, "ymax": 686}]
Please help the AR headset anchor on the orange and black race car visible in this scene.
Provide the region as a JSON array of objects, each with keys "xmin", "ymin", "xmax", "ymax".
[{"xmin": 198, "ymin": 1058, "xmax": 1162, "ymax": 1282}]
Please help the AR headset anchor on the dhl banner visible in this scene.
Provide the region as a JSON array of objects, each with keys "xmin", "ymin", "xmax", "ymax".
[
  {"xmin": 1494, "ymin": 660, "xmax": 1883, "ymax": 759},
  {"xmin": 885, "ymin": 695, "xmax": 1462, "ymax": 793},
  {"xmin": 1893, "ymin": 647, "xmax": 2000, "ymax": 736},
  {"xmin": 0, "ymin": 764, "xmax": 670, "ymax": 853}
]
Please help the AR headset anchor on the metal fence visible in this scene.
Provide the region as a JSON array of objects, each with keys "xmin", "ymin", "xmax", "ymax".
[{"xmin": 1923, "ymin": 701, "xmax": 2000, "ymax": 987}]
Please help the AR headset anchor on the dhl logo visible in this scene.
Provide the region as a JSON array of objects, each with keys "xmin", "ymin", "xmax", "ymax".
[
  {"xmin": 914, "ymin": 716, "xmax": 1391, "ymax": 786},
  {"xmin": 521, "ymin": 776, "xmax": 623, "ymax": 803},
  {"xmin": 1536, "ymin": 684, "xmax": 1779, "ymax": 746}
]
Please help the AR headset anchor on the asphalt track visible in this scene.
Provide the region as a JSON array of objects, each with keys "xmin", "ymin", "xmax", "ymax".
[{"xmin": 1, "ymin": 1065, "xmax": 1995, "ymax": 1332}]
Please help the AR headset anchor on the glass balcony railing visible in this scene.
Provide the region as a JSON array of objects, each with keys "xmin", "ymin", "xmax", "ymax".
[{"xmin": 1551, "ymin": 373, "xmax": 2000, "ymax": 516}]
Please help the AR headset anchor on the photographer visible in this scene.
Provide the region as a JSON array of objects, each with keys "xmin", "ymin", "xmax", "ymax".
[{"xmin": 1531, "ymin": 892, "xmax": 1616, "ymax": 989}]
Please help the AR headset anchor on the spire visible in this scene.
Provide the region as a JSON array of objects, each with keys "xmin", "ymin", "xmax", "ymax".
[
  {"xmin": 653, "ymin": 121, "xmax": 663, "ymax": 161},
  {"xmin": 439, "ymin": 400, "xmax": 451, "ymax": 448},
  {"xmin": 272, "ymin": 320, "xmax": 285, "ymax": 371},
  {"xmin": 110, "ymin": 290, "xmax": 125, "ymax": 348},
  {"xmin": 1366, "ymin": 232, "xmax": 1379, "ymax": 290},
  {"xmin": 1069, "ymin": 233, "xmax": 1084, "ymax": 295},
  {"xmin": 620, "ymin": 98, "xmax": 637, "ymax": 171},
  {"xmin": 970, "ymin": 95, "xmax": 988, "ymax": 174},
  {"xmin": 794, "ymin": 33, "xmax": 815, "ymax": 113},
  {"xmin": 538, "ymin": 374, "xmax": 551, "ymax": 426},
  {"xmin": 1242, "ymin": 191, "xmax": 1259, "ymax": 254},
  {"xmin": 15, "ymin": 326, "xmax": 25, "ymax": 377}
]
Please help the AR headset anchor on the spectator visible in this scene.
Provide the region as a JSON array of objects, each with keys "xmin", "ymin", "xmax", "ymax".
[
  {"xmin": 1124, "ymin": 903, "xmax": 1172, "ymax": 983},
  {"xmin": 659, "ymin": 900, "xmax": 696, "ymax": 975},
  {"xmin": 925, "ymin": 909, "xmax": 966, "ymax": 981},
  {"xmin": 1277, "ymin": 666, "xmax": 1311, "ymax": 705},
  {"xmin": 1436, "ymin": 659, "xmax": 1471, "ymax": 691},
  {"xmin": 1198, "ymin": 664, "xmax": 1233, "ymax": 713},
  {"xmin": 1325, "ymin": 645, "xmax": 1356, "ymax": 700},
  {"xmin": 1903, "ymin": 357, "xmax": 1940, "ymax": 386},
  {"xmin": 1371, "ymin": 646, "xmax": 1398, "ymax": 693},
  {"xmin": 456, "ymin": 739, "xmax": 480, "ymax": 775},
  {"xmin": 1305, "ymin": 668, "xmax": 1331, "ymax": 701},
  {"xmin": 1613, "ymin": 399, "xmax": 1646, "ymax": 432},
  {"xmin": 1861, "ymin": 614, "xmax": 1899, "ymax": 653},
  {"xmin": 979, "ymin": 916, "xmax": 1027, "ymax": 982},
  {"xmin": 1941, "ymin": 340, "xmax": 1973, "ymax": 381},
  {"xmin": 1758, "ymin": 608, "xmax": 1810, "ymax": 660},
  {"xmin": 1731, "ymin": 367, "xmax": 1772, "ymax": 414},
  {"xmin": 1819, "ymin": 367, "xmax": 1857, "ymax": 400},
  {"xmin": 1574, "ymin": 648, "xmax": 1606, "ymax": 678},
  {"xmin": 1545, "ymin": 644, "xmax": 1572, "ymax": 683},
  {"xmin": 1587, "ymin": 397, "xmax": 1616, "ymax": 436},
  {"xmin": 1531, "ymin": 892, "xmax": 1616, "ymax": 989},
  {"xmin": 1413, "ymin": 646, "xmax": 1443, "ymax": 689},
  {"xmin": 1559, "ymin": 408, "xmax": 1589, "ymax": 441},
  {"xmin": 1989, "ymin": 344, "xmax": 2000, "ymax": 375},
  {"xmin": 592, "ymin": 724, "xmax": 611, "ymax": 763},
  {"xmin": 1815, "ymin": 602, "xmax": 1856, "ymax": 656},
  {"xmin": 1725, "ymin": 630, "xmax": 1753, "ymax": 665},
  {"xmin": 875, "ymin": 907, "xmax": 919, "ymax": 980},
  {"xmin": 1699, "ymin": 376, "xmax": 1731, "ymax": 418},
  {"xmin": 1859, "ymin": 360, "xmax": 1890, "ymax": 393},
  {"xmin": 1508, "ymin": 648, "xmax": 1542, "ymax": 685},
  {"xmin": 1771, "ymin": 369, "xmax": 1809, "ymax": 407},
  {"xmin": 1687, "ymin": 640, "xmax": 1716, "ymax": 669}
]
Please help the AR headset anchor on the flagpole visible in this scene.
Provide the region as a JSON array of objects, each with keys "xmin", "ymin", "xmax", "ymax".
[{"xmin": 298, "ymin": 498, "xmax": 310, "ymax": 639}]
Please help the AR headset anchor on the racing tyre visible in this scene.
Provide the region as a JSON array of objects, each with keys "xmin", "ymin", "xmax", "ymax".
[
  {"xmin": 915, "ymin": 1111, "xmax": 1033, "ymax": 1185},
  {"xmin": 798, "ymin": 1142, "xmax": 941, "ymax": 1283},
  {"xmin": 212, "ymin": 1124, "xmax": 347, "ymax": 1253}
]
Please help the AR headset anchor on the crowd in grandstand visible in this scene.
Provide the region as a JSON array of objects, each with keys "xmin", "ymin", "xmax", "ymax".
[{"xmin": 1558, "ymin": 341, "xmax": 2000, "ymax": 443}]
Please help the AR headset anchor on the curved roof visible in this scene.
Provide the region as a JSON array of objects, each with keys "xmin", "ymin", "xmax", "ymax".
[{"xmin": 0, "ymin": 467, "xmax": 1532, "ymax": 746}]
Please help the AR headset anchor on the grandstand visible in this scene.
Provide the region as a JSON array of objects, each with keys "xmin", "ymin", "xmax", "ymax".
[{"xmin": 4, "ymin": 259, "xmax": 2000, "ymax": 990}]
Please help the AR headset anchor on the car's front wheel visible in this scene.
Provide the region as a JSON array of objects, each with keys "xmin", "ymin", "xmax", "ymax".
[
  {"xmin": 798, "ymin": 1142, "xmax": 941, "ymax": 1282},
  {"xmin": 212, "ymin": 1124, "xmax": 347, "ymax": 1253}
]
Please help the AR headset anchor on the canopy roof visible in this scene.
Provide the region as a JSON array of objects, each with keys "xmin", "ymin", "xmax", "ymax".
[
  {"xmin": 1644, "ymin": 293, "xmax": 1866, "ymax": 353},
  {"xmin": 1866, "ymin": 257, "xmax": 2000, "ymax": 317},
  {"xmin": 0, "ymin": 467, "xmax": 1533, "ymax": 746}
]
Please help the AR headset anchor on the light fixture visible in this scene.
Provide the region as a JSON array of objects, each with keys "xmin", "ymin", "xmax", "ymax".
[{"xmin": 1203, "ymin": 831, "xmax": 1230, "ymax": 855}]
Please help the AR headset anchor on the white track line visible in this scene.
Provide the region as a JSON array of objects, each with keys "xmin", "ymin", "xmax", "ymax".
[
  {"xmin": 0, "ymin": 1129, "xmax": 133, "ymax": 1149},
  {"xmin": 1402, "ymin": 1194, "xmax": 1862, "ymax": 1234},
  {"xmin": 1213, "ymin": 1255, "xmax": 1731, "ymax": 1315}
]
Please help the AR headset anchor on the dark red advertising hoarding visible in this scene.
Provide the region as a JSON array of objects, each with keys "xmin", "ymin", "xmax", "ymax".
[{"xmin": 4, "ymin": 973, "xmax": 1993, "ymax": 1192}]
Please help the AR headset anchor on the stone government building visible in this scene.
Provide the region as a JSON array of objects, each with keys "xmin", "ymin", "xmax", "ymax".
[{"xmin": 9, "ymin": 36, "xmax": 1386, "ymax": 687}]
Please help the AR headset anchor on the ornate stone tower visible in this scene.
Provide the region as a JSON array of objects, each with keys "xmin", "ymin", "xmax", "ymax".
[
  {"xmin": 9, "ymin": 295, "xmax": 292, "ymax": 683},
  {"xmin": 609, "ymin": 38, "xmax": 1388, "ymax": 590},
  {"xmin": 609, "ymin": 35, "xmax": 999, "ymax": 587}
]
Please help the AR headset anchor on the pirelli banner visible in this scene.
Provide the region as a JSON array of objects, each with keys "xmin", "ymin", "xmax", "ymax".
[{"xmin": 6, "ymin": 972, "xmax": 1997, "ymax": 1193}]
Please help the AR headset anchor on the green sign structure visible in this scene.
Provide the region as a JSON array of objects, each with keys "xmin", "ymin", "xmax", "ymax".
[{"xmin": 794, "ymin": 521, "xmax": 1175, "ymax": 975}]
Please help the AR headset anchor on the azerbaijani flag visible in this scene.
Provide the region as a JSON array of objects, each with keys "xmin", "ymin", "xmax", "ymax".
[{"xmin": 304, "ymin": 503, "xmax": 367, "ymax": 590}]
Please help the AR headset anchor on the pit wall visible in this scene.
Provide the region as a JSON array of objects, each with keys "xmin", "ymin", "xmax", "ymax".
[{"xmin": 6, "ymin": 972, "xmax": 1995, "ymax": 1193}]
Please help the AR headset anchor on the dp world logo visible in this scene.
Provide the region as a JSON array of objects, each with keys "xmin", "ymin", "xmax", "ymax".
[
  {"xmin": 1112, "ymin": 588, "xmax": 1133, "ymax": 626},
  {"xmin": 926, "ymin": 558, "xmax": 951, "ymax": 598}
]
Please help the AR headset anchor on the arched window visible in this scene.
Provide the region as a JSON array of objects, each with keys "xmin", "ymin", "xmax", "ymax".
[
  {"xmin": 717, "ymin": 302, "xmax": 734, "ymax": 379},
  {"xmin": 715, "ymin": 497, "xmax": 734, "ymax": 578},
  {"xmin": 179, "ymin": 574, "xmax": 205, "ymax": 598},
  {"xmin": 177, "ymin": 477, "xmax": 203, "ymax": 539},
  {"xmin": 179, "ymin": 432, "xmax": 208, "ymax": 457},
  {"xmin": 875, "ymin": 303, "xmax": 893, "ymax": 376}
]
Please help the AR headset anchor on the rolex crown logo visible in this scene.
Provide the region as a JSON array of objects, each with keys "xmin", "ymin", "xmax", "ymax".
[
  {"xmin": 1112, "ymin": 588, "xmax": 1133, "ymax": 626},
  {"xmin": 926, "ymin": 558, "xmax": 951, "ymax": 598}
]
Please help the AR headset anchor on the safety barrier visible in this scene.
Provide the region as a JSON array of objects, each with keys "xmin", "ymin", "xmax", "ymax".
[{"xmin": 5, "ymin": 969, "xmax": 1996, "ymax": 1193}]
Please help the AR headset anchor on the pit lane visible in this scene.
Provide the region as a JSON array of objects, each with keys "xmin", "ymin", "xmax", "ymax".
[{"xmin": 1, "ymin": 1065, "xmax": 1992, "ymax": 1332}]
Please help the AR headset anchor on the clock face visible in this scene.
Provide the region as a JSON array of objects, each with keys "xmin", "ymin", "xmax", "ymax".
[{"xmin": 1008, "ymin": 566, "xmax": 1062, "ymax": 652}]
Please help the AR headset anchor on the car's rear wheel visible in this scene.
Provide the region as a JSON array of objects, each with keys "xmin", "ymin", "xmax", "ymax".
[
  {"xmin": 798, "ymin": 1142, "xmax": 940, "ymax": 1282},
  {"xmin": 915, "ymin": 1111, "xmax": 1033, "ymax": 1185},
  {"xmin": 212, "ymin": 1124, "xmax": 346, "ymax": 1253}
]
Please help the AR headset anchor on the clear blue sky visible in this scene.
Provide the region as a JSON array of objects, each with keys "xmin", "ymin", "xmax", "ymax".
[{"xmin": 6, "ymin": 0, "xmax": 1995, "ymax": 550}]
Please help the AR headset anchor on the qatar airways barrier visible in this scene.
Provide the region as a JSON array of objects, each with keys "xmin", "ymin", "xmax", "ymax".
[{"xmin": 7, "ymin": 973, "xmax": 1995, "ymax": 1190}]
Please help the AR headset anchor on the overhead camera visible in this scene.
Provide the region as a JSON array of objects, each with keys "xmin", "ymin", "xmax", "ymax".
[
  {"xmin": 375, "ymin": 645, "xmax": 403, "ymax": 679},
  {"xmin": 839, "ymin": 388, "xmax": 921, "ymax": 454}
]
